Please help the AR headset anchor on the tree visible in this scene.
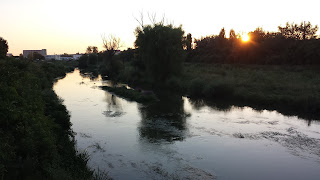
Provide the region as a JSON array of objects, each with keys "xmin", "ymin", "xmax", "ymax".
[
  {"xmin": 86, "ymin": 46, "xmax": 92, "ymax": 54},
  {"xmin": 0, "ymin": 37, "xmax": 8, "ymax": 59},
  {"xmin": 102, "ymin": 35, "xmax": 120, "ymax": 59},
  {"xmin": 229, "ymin": 29, "xmax": 237, "ymax": 40},
  {"xmin": 92, "ymin": 46, "xmax": 98, "ymax": 54},
  {"xmin": 300, "ymin": 21, "xmax": 319, "ymax": 40},
  {"xmin": 78, "ymin": 54, "xmax": 88, "ymax": 68},
  {"xmin": 19, "ymin": 53, "xmax": 24, "ymax": 60},
  {"xmin": 278, "ymin": 21, "xmax": 318, "ymax": 40},
  {"xmin": 135, "ymin": 23, "xmax": 185, "ymax": 83},
  {"xmin": 186, "ymin": 33, "xmax": 192, "ymax": 51},
  {"xmin": 86, "ymin": 46, "xmax": 98, "ymax": 54},
  {"xmin": 219, "ymin": 28, "xmax": 226, "ymax": 39},
  {"xmin": 101, "ymin": 35, "xmax": 122, "ymax": 78},
  {"xmin": 249, "ymin": 27, "xmax": 266, "ymax": 42}
]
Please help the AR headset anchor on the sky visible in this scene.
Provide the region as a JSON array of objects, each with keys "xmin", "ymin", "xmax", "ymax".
[{"xmin": 1, "ymin": 0, "xmax": 319, "ymax": 55}]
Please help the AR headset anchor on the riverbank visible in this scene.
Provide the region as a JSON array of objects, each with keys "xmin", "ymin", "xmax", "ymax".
[
  {"xmin": 93, "ymin": 62, "xmax": 320, "ymax": 120},
  {"xmin": 0, "ymin": 59, "xmax": 96, "ymax": 179},
  {"xmin": 181, "ymin": 63, "xmax": 320, "ymax": 119},
  {"xmin": 53, "ymin": 68, "xmax": 320, "ymax": 180}
]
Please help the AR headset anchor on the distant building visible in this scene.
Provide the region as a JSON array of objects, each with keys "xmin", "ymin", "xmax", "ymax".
[
  {"xmin": 73, "ymin": 54, "xmax": 82, "ymax": 60},
  {"xmin": 45, "ymin": 54, "xmax": 83, "ymax": 60},
  {"xmin": 23, "ymin": 49, "xmax": 47, "ymax": 58},
  {"xmin": 6, "ymin": 53, "xmax": 13, "ymax": 57},
  {"xmin": 45, "ymin": 55, "xmax": 60, "ymax": 60}
]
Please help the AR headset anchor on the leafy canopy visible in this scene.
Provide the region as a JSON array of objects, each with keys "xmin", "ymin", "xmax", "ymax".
[
  {"xmin": 0, "ymin": 37, "xmax": 8, "ymax": 59},
  {"xmin": 135, "ymin": 23, "xmax": 185, "ymax": 82}
]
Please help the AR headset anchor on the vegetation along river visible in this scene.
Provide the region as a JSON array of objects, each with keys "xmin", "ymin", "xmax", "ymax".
[{"xmin": 53, "ymin": 69, "xmax": 320, "ymax": 180}]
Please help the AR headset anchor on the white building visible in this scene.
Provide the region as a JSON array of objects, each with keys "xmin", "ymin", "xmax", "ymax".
[
  {"xmin": 45, "ymin": 55, "xmax": 61, "ymax": 60},
  {"xmin": 73, "ymin": 54, "xmax": 82, "ymax": 60},
  {"xmin": 45, "ymin": 54, "xmax": 83, "ymax": 60}
]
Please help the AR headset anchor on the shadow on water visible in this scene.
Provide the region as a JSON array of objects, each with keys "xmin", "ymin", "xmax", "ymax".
[
  {"xmin": 138, "ymin": 93, "xmax": 191, "ymax": 143},
  {"xmin": 188, "ymin": 97, "xmax": 320, "ymax": 126}
]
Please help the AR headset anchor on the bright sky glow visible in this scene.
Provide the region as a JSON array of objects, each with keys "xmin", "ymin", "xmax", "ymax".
[
  {"xmin": 1, "ymin": 0, "xmax": 320, "ymax": 55},
  {"xmin": 242, "ymin": 34, "xmax": 250, "ymax": 42}
]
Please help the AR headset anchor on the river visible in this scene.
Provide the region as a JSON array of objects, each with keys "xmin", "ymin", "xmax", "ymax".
[{"xmin": 53, "ymin": 69, "xmax": 320, "ymax": 180}]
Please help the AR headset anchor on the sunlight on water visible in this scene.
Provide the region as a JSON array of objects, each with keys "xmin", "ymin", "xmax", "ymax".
[{"xmin": 54, "ymin": 69, "xmax": 320, "ymax": 180}]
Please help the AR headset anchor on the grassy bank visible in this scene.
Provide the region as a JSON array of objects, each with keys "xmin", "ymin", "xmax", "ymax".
[
  {"xmin": 181, "ymin": 63, "xmax": 320, "ymax": 118},
  {"xmin": 100, "ymin": 86, "xmax": 158, "ymax": 103},
  {"xmin": 0, "ymin": 59, "xmax": 95, "ymax": 179},
  {"xmin": 113, "ymin": 62, "xmax": 320, "ymax": 119}
]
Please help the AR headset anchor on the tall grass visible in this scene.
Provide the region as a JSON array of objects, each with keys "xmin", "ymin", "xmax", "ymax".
[{"xmin": 182, "ymin": 63, "xmax": 320, "ymax": 118}]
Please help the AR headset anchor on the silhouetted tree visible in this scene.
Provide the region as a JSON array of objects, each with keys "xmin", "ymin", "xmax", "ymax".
[
  {"xmin": 102, "ymin": 35, "xmax": 120, "ymax": 60},
  {"xmin": 219, "ymin": 27, "xmax": 226, "ymax": 39},
  {"xmin": 101, "ymin": 35, "xmax": 122, "ymax": 78},
  {"xmin": 0, "ymin": 37, "xmax": 8, "ymax": 59},
  {"xmin": 92, "ymin": 46, "xmax": 98, "ymax": 54},
  {"xmin": 88, "ymin": 54, "xmax": 97, "ymax": 65},
  {"xmin": 229, "ymin": 29, "xmax": 237, "ymax": 40},
  {"xmin": 249, "ymin": 27, "xmax": 266, "ymax": 42},
  {"xmin": 186, "ymin": 33, "xmax": 192, "ymax": 51},
  {"xmin": 119, "ymin": 48, "xmax": 134, "ymax": 65},
  {"xmin": 19, "ymin": 53, "xmax": 24, "ymax": 60},
  {"xmin": 86, "ymin": 46, "xmax": 92, "ymax": 54},
  {"xmin": 278, "ymin": 21, "xmax": 318, "ymax": 40},
  {"xmin": 135, "ymin": 23, "xmax": 185, "ymax": 83},
  {"xmin": 78, "ymin": 54, "xmax": 88, "ymax": 68}
]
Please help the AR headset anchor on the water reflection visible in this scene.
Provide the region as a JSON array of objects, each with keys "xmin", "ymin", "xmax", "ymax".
[
  {"xmin": 102, "ymin": 92, "xmax": 125, "ymax": 117},
  {"xmin": 188, "ymin": 98, "xmax": 233, "ymax": 112},
  {"xmin": 188, "ymin": 97, "xmax": 319, "ymax": 126},
  {"xmin": 53, "ymin": 69, "xmax": 320, "ymax": 180},
  {"xmin": 138, "ymin": 94, "xmax": 190, "ymax": 143}
]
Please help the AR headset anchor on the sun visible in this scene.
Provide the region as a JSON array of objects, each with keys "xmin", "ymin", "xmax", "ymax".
[{"xmin": 242, "ymin": 34, "xmax": 250, "ymax": 42}]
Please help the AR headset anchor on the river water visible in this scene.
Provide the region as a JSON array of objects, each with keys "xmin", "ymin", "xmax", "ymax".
[{"xmin": 54, "ymin": 69, "xmax": 320, "ymax": 180}]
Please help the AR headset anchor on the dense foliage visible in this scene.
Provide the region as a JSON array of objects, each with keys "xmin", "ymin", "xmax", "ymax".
[
  {"xmin": 0, "ymin": 37, "xmax": 8, "ymax": 59},
  {"xmin": 188, "ymin": 21, "xmax": 320, "ymax": 65},
  {"xmin": 0, "ymin": 59, "xmax": 93, "ymax": 179},
  {"xmin": 134, "ymin": 23, "xmax": 185, "ymax": 83}
]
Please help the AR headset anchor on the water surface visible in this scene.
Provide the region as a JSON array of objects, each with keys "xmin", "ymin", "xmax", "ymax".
[{"xmin": 54, "ymin": 69, "xmax": 320, "ymax": 180}]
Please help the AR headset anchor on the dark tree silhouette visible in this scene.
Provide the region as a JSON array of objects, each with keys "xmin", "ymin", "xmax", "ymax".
[
  {"xmin": 101, "ymin": 35, "xmax": 122, "ymax": 78},
  {"xmin": 229, "ymin": 29, "xmax": 237, "ymax": 40},
  {"xmin": 186, "ymin": 33, "xmax": 192, "ymax": 51},
  {"xmin": 219, "ymin": 27, "xmax": 226, "ymax": 39},
  {"xmin": 86, "ymin": 46, "xmax": 98, "ymax": 54},
  {"xmin": 0, "ymin": 37, "xmax": 8, "ymax": 59},
  {"xmin": 102, "ymin": 35, "xmax": 120, "ymax": 59},
  {"xmin": 92, "ymin": 46, "xmax": 98, "ymax": 54},
  {"xmin": 86, "ymin": 46, "xmax": 92, "ymax": 54},
  {"xmin": 135, "ymin": 23, "xmax": 185, "ymax": 83},
  {"xmin": 278, "ymin": 21, "xmax": 318, "ymax": 40}
]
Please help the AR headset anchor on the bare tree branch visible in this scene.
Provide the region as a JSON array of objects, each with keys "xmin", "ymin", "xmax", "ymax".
[{"xmin": 133, "ymin": 11, "xmax": 144, "ymax": 28}]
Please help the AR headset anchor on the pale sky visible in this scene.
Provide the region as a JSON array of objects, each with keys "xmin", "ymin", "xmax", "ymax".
[{"xmin": 1, "ymin": 0, "xmax": 319, "ymax": 55}]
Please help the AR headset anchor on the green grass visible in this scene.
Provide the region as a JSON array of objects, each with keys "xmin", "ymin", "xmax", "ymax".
[
  {"xmin": 0, "ymin": 59, "xmax": 103, "ymax": 179},
  {"xmin": 181, "ymin": 63, "xmax": 320, "ymax": 118}
]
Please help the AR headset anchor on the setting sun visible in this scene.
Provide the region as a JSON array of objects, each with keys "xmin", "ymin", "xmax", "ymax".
[{"xmin": 242, "ymin": 34, "xmax": 250, "ymax": 42}]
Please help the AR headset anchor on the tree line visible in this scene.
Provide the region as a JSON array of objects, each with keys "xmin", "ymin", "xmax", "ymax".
[
  {"xmin": 76, "ymin": 21, "xmax": 319, "ymax": 88},
  {"xmin": 188, "ymin": 21, "xmax": 320, "ymax": 65}
]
